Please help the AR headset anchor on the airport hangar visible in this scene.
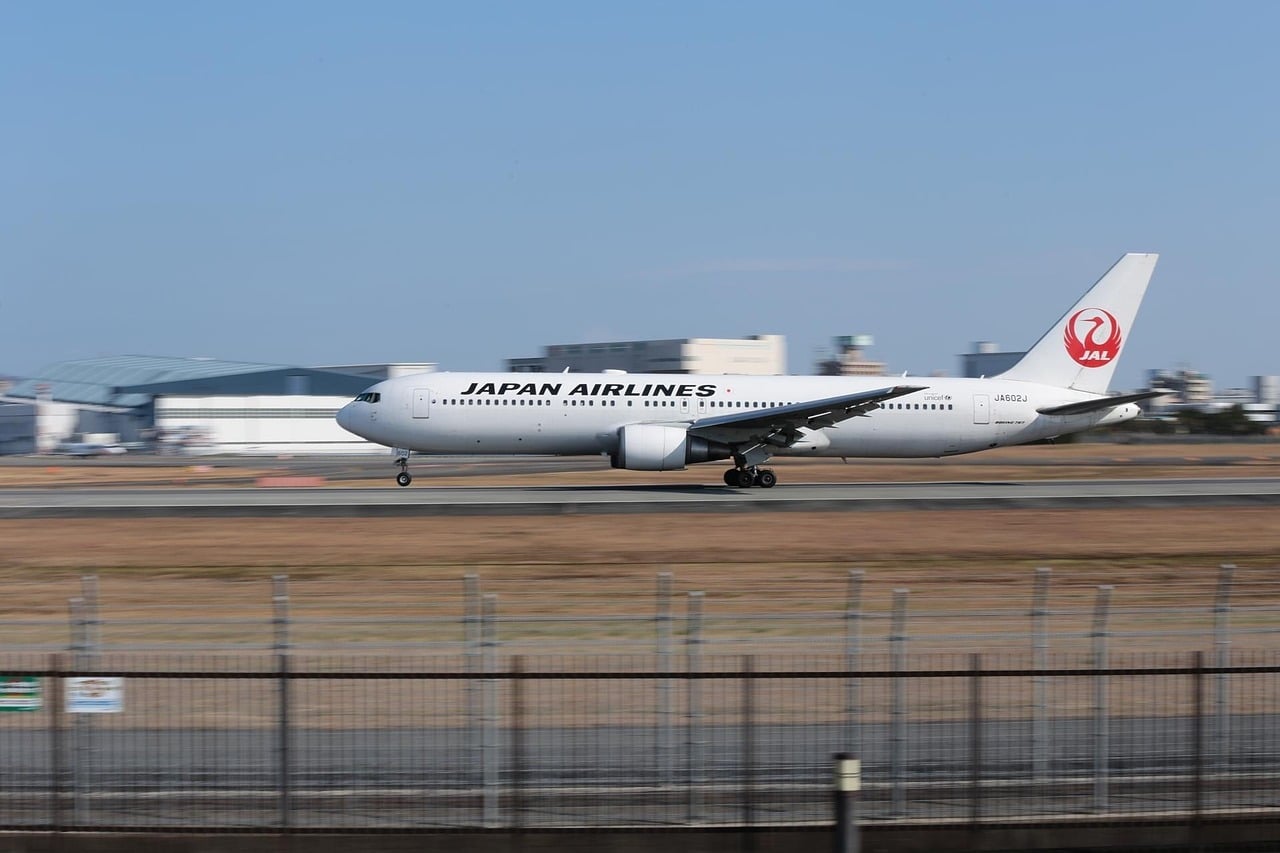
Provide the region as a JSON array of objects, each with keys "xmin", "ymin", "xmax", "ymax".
[{"xmin": 0, "ymin": 356, "xmax": 433, "ymax": 456}]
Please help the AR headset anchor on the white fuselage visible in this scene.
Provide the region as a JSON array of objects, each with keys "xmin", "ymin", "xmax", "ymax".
[{"xmin": 336, "ymin": 371, "xmax": 1139, "ymax": 461}]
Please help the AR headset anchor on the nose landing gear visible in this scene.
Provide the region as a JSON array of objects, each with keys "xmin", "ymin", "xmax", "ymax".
[
  {"xmin": 722, "ymin": 466, "xmax": 777, "ymax": 488},
  {"xmin": 394, "ymin": 451, "xmax": 412, "ymax": 487}
]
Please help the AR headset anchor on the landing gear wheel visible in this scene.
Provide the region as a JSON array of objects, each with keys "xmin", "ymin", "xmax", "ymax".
[
  {"xmin": 734, "ymin": 468, "xmax": 756, "ymax": 488},
  {"xmin": 396, "ymin": 471, "xmax": 412, "ymax": 487},
  {"xmin": 756, "ymin": 469, "xmax": 777, "ymax": 488},
  {"xmin": 723, "ymin": 469, "xmax": 739, "ymax": 487}
]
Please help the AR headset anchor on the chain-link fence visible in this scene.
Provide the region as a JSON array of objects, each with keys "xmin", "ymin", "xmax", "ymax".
[{"xmin": 5, "ymin": 566, "xmax": 1279, "ymax": 657}]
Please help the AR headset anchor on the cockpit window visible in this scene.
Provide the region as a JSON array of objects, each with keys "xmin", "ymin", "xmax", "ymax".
[{"xmin": 354, "ymin": 392, "xmax": 381, "ymax": 403}]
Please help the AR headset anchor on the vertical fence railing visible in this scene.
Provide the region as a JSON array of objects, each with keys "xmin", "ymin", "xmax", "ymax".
[
  {"xmin": 1192, "ymin": 650, "xmax": 1205, "ymax": 820},
  {"xmin": 4, "ymin": 652, "xmax": 1278, "ymax": 832},
  {"xmin": 464, "ymin": 574, "xmax": 482, "ymax": 813},
  {"xmin": 510, "ymin": 655, "xmax": 525, "ymax": 831},
  {"xmin": 1214, "ymin": 563, "xmax": 1233, "ymax": 773},
  {"xmin": 969, "ymin": 653, "xmax": 982, "ymax": 824},
  {"xmin": 844, "ymin": 569, "xmax": 863, "ymax": 758},
  {"xmin": 685, "ymin": 591, "xmax": 704, "ymax": 824},
  {"xmin": 657, "ymin": 572, "xmax": 674, "ymax": 790},
  {"xmin": 67, "ymin": 596, "xmax": 88, "ymax": 825},
  {"xmin": 741, "ymin": 654, "xmax": 755, "ymax": 833},
  {"xmin": 1031, "ymin": 567, "xmax": 1050, "ymax": 784},
  {"xmin": 889, "ymin": 588, "xmax": 909, "ymax": 818},
  {"xmin": 481, "ymin": 593, "xmax": 499, "ymax": 828},
  {"xmin": 1091, "ymin": 585, "xmax": 1113, "ymax": 813},
  {"xmin": 277, "ymin": 649, "xmax": 291, "ymax": 830},
  {"xmin": 48, "ymin": 654, "xmax": 65, "ymax": 829}
]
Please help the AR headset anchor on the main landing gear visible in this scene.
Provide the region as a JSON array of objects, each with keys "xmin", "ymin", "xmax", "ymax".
[
  {"xmin": 722, "ymin": 466, "xmax": 777, "ymax": 488},
  {"xmin": 394, "ymin": 453, "xmax": 413, "ymax": 487}
]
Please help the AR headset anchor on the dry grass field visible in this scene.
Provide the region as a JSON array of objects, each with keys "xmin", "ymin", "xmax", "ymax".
[{"xmin": 2, "ymin": 442, "xmax": 1278, "ymax": 652}]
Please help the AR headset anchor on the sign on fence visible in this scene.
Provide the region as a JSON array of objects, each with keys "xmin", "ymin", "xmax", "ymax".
[
  {"xmin": 0, "ymin": 676, "xmax": 41, "ymax": 712},
  {"xmin": 65, "ymin": 677, "xmax": 124, "ymax": 713}
]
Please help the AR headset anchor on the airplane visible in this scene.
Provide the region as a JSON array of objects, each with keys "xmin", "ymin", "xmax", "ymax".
[
  {"xmin": 337, "ymin": 253, "xmax": 1163, "ymax": 488},
  {"xmin": 51, "ymin": 440, "xmax": 128, "ymax": 458}
]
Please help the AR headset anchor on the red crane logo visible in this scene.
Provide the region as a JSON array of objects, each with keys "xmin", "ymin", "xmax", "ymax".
[{"xmin": 1064, "ymin": 308, "xmax": 1122, "ymax": 367}]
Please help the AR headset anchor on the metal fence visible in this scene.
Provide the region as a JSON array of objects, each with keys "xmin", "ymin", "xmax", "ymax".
[
  {"xmin": 0, "ymin": 650, "xmax": 1277, "ymax": 831},
  {"xmin": 5, "ymin": 565, "xmax": 1280, "ymax": 656}
]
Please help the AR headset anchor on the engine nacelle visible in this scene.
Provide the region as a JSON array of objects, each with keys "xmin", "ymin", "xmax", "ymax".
[{"xmin": 611, "ymin": 424, "xmax": 732, "ymax": 471}]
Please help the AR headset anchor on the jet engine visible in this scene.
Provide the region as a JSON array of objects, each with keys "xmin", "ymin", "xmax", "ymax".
[{"xmin": 610, "ymin": 424, "xmax": 732, "ymax": 471}]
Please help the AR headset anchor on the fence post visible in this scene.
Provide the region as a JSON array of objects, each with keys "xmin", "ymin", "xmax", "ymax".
[
  {"xmin": 845, "ymin": 570, "xmax": 864, "ymax": 756},
  {"xmin": 272, "ymin": 574, "xmax": 290, "ymax": 651},
  {"xmin": 67, "ymin": 596, "xmax": 88, "ymax": 826},
  {"xmin": 482, "ymin": 593, "xmax": 500, "ymax": 828},
  {"xmin": 969, "ymin": 653, "xmax": 982, "ymax": 824},
  {"xmin": 742, "ymin": 654, "xmax": 755, "ymax": 842},
  {"xmin": 686, "ymin": 590, "xmax": 704, "ymax": 824},
  {"xmin": 1213, "ymin": 564, "xmax": 1233, "ymax": 772},
  {"xmin": 277, "ymin": 649, "xmax": 290, "ymax": 831},
  {"xmin": 889, "ymin": 588, "xmax": 908, "ymax": 819},
  {"xmin": 1193, "ymin": 650, "xmax": 1204, "ymax": 821},
  {"xmin": 1031, "ymin": 567, "xmax": 1051, "ymax": 783},
  {"xmin": 833, "ymin": 752, "xmax": 861, "ymax": 853},
  {"xmin": 49, "ymin": 653, "xmax": 65, "ymax": 829},
  {"xmin": 657, "ymin": 572, "xmax": 674, "ymax": 790},
  {"xmin": 80, "ymin": 576, "xmax": 101, "ymax": 651},
  {"xmin": 510, "ymin": 655, "xmax": 525, "ymax": 830},
  {"xmin": 464, "ymin": 574, "xmax": 482, "ymax": 805},
  {"xmin": 1091, "ymin": 585, "xmax": 1112, "ymax": 813}
]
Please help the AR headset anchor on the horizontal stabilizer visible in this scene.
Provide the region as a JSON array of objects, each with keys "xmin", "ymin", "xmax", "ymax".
[{"xmin": 1036, "ymin": 390, "xmax": 1168, "ymax": 417}]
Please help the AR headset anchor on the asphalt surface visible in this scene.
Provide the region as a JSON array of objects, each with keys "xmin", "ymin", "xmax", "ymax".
[
  {"xmin": 2, "ymin": 477, "xmax": 1280, "ymax": 517},
  {"xmin": 3, "ymin": 715, "xmax": 1276, "ymax": 828}
]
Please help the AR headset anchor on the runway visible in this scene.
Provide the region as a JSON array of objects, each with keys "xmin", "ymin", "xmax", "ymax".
[{"xmin": 2, "ymin": 477, "xmax": 1280, "ymax": 518}]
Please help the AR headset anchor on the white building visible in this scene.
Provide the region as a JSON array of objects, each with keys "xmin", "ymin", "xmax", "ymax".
[
  {"xmin": 508, "ymin": 335, "xmax": 786, "ymax": 375},
  {"xmin": 1, "ymin": 356, "xmax": 433, "ymax": 455},
  {"xmin": 154, "ymin": 396, "xmax": 376, "ymax": 455}
]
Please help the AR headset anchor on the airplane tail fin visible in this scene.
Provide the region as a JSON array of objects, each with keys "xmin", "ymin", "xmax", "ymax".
[{"xmin": 997, "ymin": 253, "xmax": 1158, "ymax": 394}]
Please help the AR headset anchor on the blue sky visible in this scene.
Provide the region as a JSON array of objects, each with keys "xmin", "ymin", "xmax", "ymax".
[{"xmin": 3, "ymin": 2, "xmax": 1277, "ymax": 390}]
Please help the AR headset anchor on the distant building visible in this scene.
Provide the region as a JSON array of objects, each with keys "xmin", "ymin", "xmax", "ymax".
[
  {"xmin": 959, "ymin": 342, "xmax": 1025, "ymax": 379},
  {"xmin": 0, "ymin": 356, "xmax": 428, "ymax": 455},
  {"xmin": 817, "ymin": 335, "xmax": 886, "ymax": 376},
  {"xmin": 1239, "ymin": 376, "xmax": 1279, "ymax": 424},
  {"xmin": 0, "ymin": 400, "xmax": 35, "ymax": 455},
  {"xmin": 1145, "ymin": 368, "xmax": 1214, "ymax": 413},
  {"xmin": 1255, "ymin": 376, "xmax": 1280, "ymax": 406},
  {"xmin": 508, "ymin": 335, "xmax": 785, "ymax": 375}
]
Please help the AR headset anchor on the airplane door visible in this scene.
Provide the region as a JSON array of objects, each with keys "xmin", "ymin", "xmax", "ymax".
[
  {"xmin": 413, "ymin": 388, "xmax": 432, "ymax": 419},
  {"xmin": 973, "ymin": 394, "xmax": 990, "ymax": 425},
  {"xmin": 697, "ymin": 398, "xmax": 706, "ymax": 416},
  {"xmin": 681, "ymin": 398, "xmax": 689, "ymax": 415}
]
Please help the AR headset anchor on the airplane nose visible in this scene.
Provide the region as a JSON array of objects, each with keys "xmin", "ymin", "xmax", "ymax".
[{"xmin": 336, "ymin": 403, "xmax": 354, "ymax": 433}]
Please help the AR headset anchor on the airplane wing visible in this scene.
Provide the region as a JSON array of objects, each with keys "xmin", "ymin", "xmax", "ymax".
[
  {"xmin": 1036, "ymin": 390, "xmax": 1168, "ymax": 417},
  {"xmin": 688, "ymin": 385, "xmax": 927, "ymax": 447}
]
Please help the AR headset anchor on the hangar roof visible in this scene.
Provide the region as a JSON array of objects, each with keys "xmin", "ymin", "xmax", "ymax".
[{"xmin": 6, "ymin": 355, "xmax": 371, "ymax": 408}]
